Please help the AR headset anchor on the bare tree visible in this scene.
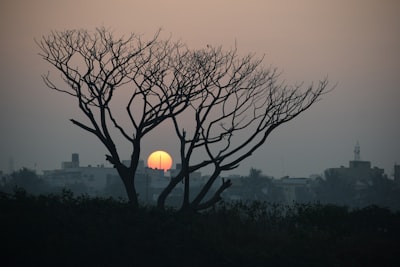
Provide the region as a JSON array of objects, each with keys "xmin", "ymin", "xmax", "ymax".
[
  {"xmin": 37, "ymin": 28, "xmax": 201, "ymax": 207},
  {"xmin": 157, "ymin": 46, "xmax": 330, "ymax": 211},
  {"xmin": 38, "ymin": 28, "xmax": 330, "ymax": 210}
]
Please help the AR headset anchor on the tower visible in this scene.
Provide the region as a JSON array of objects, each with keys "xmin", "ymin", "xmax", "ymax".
[
  {"xmin": 350, "ymin": 141, "xmax": 371, "ymax": 169},
  {"xmin": 394, "ymin": 164, "xmax": 400, "ymax": 184},
  {"xmin": 71, "ymin": 153, "xmax": 80, "ymax": 168},
  {"xmin": 354, "ymin": 141, "xmax": 360, "ymax": 161},
  {"xmin": 8, "ymin": 156, "xmax": 14, "ymax": 174}
]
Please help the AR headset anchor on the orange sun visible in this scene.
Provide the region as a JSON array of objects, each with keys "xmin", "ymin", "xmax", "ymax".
[{"xmin": 147, "ymin": 150, "xmax": 173, "ymax": 172}]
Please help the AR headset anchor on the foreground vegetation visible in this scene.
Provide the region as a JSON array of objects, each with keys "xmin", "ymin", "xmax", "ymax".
[{"xmin": 1, "ymin": 190, "xmax": 399, "ymax": 266}]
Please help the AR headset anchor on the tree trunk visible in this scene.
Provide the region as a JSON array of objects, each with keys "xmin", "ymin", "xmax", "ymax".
[
  {"xmin": 195, "ymin": 178, "xmax": 232, "ymax": 211},
  {"xmin": 191, "ymin": 170, "xmax": 220, "ymax": 208},
  {"xmin": 180, "ymin": 173, "xmax": 190, "ymax": 211},
  {"xmin": 116, "ymin": 165, "xmax": 138, "ymax": 208},
  {"xmin": 123, "ymin": 177, "xmax": 138, "ymax": 208}
]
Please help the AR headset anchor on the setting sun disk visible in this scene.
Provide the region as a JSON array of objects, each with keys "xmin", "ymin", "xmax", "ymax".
[{"xmin": 147, "ymin": 150, "xmax": 173, "ymax": 172}]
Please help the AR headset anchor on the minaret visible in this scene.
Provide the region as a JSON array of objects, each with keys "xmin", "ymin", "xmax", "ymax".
[
  {"xmin": 72, "ymin": 153, "xmax": 80, "ymax": 168},
  {"xmin": 8, "ymin": 156, "xmax": 14, "ymax": 174},
  {"xmin": 354, "ymin": 141, "xmax": 360, "ymax": 161}
]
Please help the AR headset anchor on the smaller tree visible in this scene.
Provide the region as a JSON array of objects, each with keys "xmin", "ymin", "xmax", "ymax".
[
  {"xmin": 314, "ymin": 170, "xmax": 357, "ymax": 206},
  {"xmin": 240, "ymin": 168, "xmax": 284, "ymax": 202},
  {"xmin": 0, "ymin": 168, "xmax": 50, "ymax": 195},
  {"xmin": 360, "ymin": 172, "xmax": 400, "ymax": 210}
]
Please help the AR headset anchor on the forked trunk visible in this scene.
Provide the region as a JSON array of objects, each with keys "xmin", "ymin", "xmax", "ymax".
[
  {"xmin": 122, "ymin": 176, "xmax": 138, "ymax": 208},
  {"xmin": 117, "ymin": 166, "xmax": 138, "ymax": 208}
]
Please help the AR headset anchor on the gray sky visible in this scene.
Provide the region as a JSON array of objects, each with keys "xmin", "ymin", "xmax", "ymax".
[{"xmin": 1, "ymin": 0, "xmax": 399, "ymax": 178}]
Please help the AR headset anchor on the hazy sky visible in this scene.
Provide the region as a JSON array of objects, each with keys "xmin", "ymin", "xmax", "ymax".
[{"xmin": 1, "ymin": 0, "xmax": 399, "ymax": 178}]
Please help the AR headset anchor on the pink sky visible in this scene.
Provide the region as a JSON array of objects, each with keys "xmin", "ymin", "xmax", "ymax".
[{"xmin": 1, "ymin": 0, "xmax": 399, "ymax": 177}]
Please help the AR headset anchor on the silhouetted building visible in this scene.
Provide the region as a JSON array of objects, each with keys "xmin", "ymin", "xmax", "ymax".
[
  {"xmin": 0, "ymin": 171, "xmax": 4, "ymax": 186},
  {"xmin": 44, "ymin": 156, "xmax": 119, "ymax": 196},
  {"xmin": 61, "ymin": 153, "xmax": 80, "ymax": 169},
  {"xmin": 394, "ymin": 164, "xmax": 400, "ymax": 184},
  {"xmin": 43, "ymin": 154, "xmax": 214, "ymax": 205},
  {"xmin": 325, "ymin": 143, "xmax": 385, "ymax": 191},
  {"xmin": 274, "ymin": 177, "xmax": 313, "ymax": 203},
  {"xmin": 71, "ymin": 153, "xmax": 79, "ymax": 168},
  {"xmin": 326, "ymin": 163, "xmax": 384, "ymax": 188}
]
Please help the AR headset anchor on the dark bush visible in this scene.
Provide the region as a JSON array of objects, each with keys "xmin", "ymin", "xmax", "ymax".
[{"xmin": 1, "ymin": 193, "xmax": 399, "ymax": 266}]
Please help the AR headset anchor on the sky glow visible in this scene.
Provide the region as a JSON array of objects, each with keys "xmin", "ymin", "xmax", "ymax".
[{"xmin": 0, "ymin": 0, "xmax": 399, "ymax": 178}]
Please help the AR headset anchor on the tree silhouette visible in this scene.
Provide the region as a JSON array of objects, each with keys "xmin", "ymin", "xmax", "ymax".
[
  {"xmin": 157, "ymin": 45, "xmax": 330, "ymax": 211},
  {"xmin": 37, "ymin": 28, "xmax": 202, "ymax": 207},
  {"xmin": 38, "ymin": 28, "xmax": 330, "ymax": 210},
  {"xmin": 360, "ymin": 172, "xmax": 400, "ymax": 210},
  {"xmin": 315, "ymin": 169, "xmax": 357, "ymax": 206},
  {"xmin": 239, "ymin": 168, "xmax": 284, "ymax": 202}
]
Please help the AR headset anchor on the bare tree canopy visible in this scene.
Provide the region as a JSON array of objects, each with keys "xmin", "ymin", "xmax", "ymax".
[
  {"xmin": 37, "ymin": 27, "xmax": 331, "ymax": 210},
  {"xmin": 37, "ymin": 28, "xmax": 202, "ymax": 207},
  {"xmin": 157, "ymin": 45, "xmax": 330, "ymax": 211}
]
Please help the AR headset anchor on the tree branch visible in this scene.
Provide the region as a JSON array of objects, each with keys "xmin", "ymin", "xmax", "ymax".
[{"xmin": 195, "ymin": 178, "xmax": 232, "ymax": 211}]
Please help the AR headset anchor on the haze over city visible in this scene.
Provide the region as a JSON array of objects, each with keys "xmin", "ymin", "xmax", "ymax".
[{"xmin": 1, "ymin": 0, "xmax": 399, "ymax": 178}]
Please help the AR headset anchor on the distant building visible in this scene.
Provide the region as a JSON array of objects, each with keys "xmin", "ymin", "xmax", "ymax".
[
  {"xmin": 42, "ymin": 154, "xmax": 218, "ymax": 205},
  {"xmin": 324, "ymin": 143, "xmax": 385, "ymax": 192},
  {"xmin": 43, "ymin": 154, "xmax": 119, "ymax": 196},
  {"xmin": 61, "ymin": 153, "xmax": 80, "ymax": 169},
  {"xmin": 394, "ymin": 164, "xmax": 400, "ymax": 184},
  {"xmin": 223, "ymin": 174, "xmax": 286, "ymax": 203},
  {"xmin": 169, "ymin": 164, "xmax": 205, "ymax": 187},
  {"xmin": 274, "ymin": 177, "xmax": 314, "ymax": 204},
  {"xmin": 0, "ymin": 170, "xmax": 4, "ymax": 186}
]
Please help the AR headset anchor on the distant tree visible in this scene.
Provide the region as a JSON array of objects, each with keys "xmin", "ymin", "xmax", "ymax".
[
  {"xmin": 294, "ymin": 185, "xmax": 315, "ymax": 203},
  {"xmin": 314, "ymin": 170, "xmax": 357, "ymax": 206},
  {"xmin": 239, "ymin": 168, "xmax": 266, "ymax": 201},
  {"xmin": 0, "ymin": 168, "xmax": 50, "ymax": 194},
  {"xmin": 38, "ymin": 28, "xmax": 331, "ymax": 210},
  {"xmin": 360, "ymin": 172, "xmax": 400, "ymax": 210},
  {"xmin": 239, "ymin": 168, "xmax": 284, "ymax": 202},
  {"xmin": 64, "ymin": 182, "xmax": 90, "ymax": 196}
]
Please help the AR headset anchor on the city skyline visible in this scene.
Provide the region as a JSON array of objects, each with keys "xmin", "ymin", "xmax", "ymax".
[{"xmin": 5, "ymin": 142, "xmax": 395, "ymax": 181}]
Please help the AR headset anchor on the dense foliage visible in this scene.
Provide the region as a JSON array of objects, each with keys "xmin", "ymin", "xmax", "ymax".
[{"xmin": 1, "ymin": 191, "xmax": 399, "ymax": 266}]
